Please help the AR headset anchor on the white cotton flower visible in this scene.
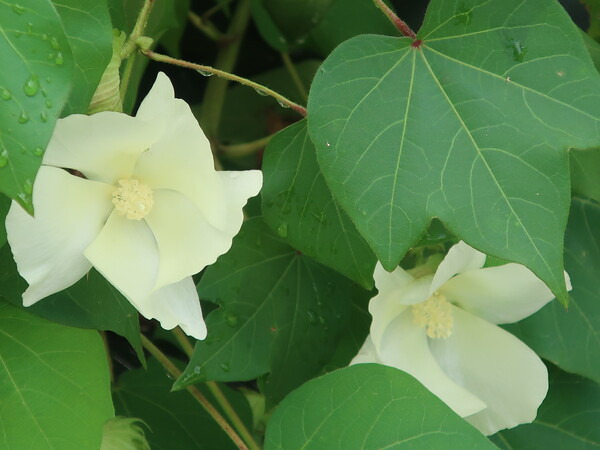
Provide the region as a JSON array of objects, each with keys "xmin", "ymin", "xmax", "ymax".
[
  {"xmin": 5, "ymin": 72, "xmax": 262, "ymax": 340},
  {"xmin": 351, "ymin": 241, "xmax": 571, "ymax": 435}
]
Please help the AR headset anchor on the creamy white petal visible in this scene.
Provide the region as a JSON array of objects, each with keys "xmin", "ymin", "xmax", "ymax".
[
  {"xmin": 84, "ymin": 211, "xmax": 159, "ymax": 302},
  {"xmin": 376, "ymin": 310, "xmax": 486, "ymax": 417},
  {"xmin": 6, "ymin": 167, "xmax": 114, "ymax": 306},
  {"xmin": 42, "ymin": 112, "xmax": 159, "ymax": 184},
  {"xmin": 441, "ymin": 263, "xmax": 568, "ymax": 324},
  {"xmin": 429, "ymin": 306, "xmax": 548, "ymax": 435},
  {"xmin": 369, "ymin": 268, "xmax": 432, "ymax": 351},
  {"xmin": 145, "ymin": 189, "xmax": 233, "ymax": 290},
  {"xmin": 350, "ymin": 335, "xmax": 383, "ymax": 365},
  {"xmin": 130, "ymin": 277, "xmax": 207, "ymax": 340},
  {"xmin": 216, "ymin": 170, "xmax": 263, "ymax": 233},
  {"xmin": 430, "ymin": 241, "xmax": 486, "ymax": 294}
]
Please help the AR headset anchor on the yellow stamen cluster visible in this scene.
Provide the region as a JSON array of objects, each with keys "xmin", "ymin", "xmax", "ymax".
[
  {"xmin": 411, "ymin": 291, "xmax": 454, "ymax": 339},
  {"xmin": 112, "ymin": 179, "xmax": 154, "ymax": 220}
]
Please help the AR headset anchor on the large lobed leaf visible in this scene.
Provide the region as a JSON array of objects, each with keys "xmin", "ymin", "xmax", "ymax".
[
  {"xmin": 0, "ymin": 0, "xmax": 74, "ymax": 210},
  {"xmin": 175, "ymin": 218, "xmax": 371, "ymax": 406},
  {"xmin": 264, "ymin": 364, "xmax": 495, "ymax": 449},
  {"xmin": 307, "ymin": 0, "xmax": 600, "ymax": 304},
  {"xmin": 0, "ymin": 300, "xmax": 113, "ymax": 449}
]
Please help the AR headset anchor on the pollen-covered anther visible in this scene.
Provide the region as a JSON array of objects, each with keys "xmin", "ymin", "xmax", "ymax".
[
  {"xmin": 411, "ymin": 291, "xmax": 454, "ymax": 339},
  {"xmin": 112, "ymin": 178, "xmax": 154, "ymax": 220}
]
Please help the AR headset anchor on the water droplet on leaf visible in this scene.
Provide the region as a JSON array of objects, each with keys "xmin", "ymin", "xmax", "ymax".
[
  {"xmin": 277, "ymin": 99, "xmax": 290, "ymax": 108},
  {"xmin": 40, "ymin": 111, "xmax": 48, "ymax": 122},
  {"xmin": 225, "ymin": 313, "xmax": 239, "ymax": 327},
  {"xmin": 0, "ymin": 152, "xmax": 8, "ymax": 168},
  {"xmin": 220, "ymin": 362, "xmax": 230, "ymax": 372},
  {"xmin": 12, "ymin": 4, "xmax": 25, "ymax": 15},
  {"xmin": 54, "ymin": 52, "xmax": 63, "ymax": 66},
  {"xmin": 307, "ymin": 310, "xmax": 317, "ymax": 324},
  {"xmin": 197, "ymin": 69, "xmax": 213, "ymax": 77},
  {"xmin": 45, "ymin": 99, "xmax": 52, "ymax": 108},
  {"xmin": 33, "ymin": 147, "xmax": 44, "ymax": 157},
  {"xmin": 0, "ymin": 88, "xmax": 11, "ymax": 100},
  {"xmin": 277, "ymin": 222, "xmax": 288, "ymax": 237},
  {"xmin": 254, "ymin": 89, "xmax": 269, "ymax": 96},
  {"xmin": 23, "ymin": 75, "xmax": 39, "ymax": 96},
  {"xmin": 50, "ymin": 36, "xmax": 60, "ymax": 50},
  {"xmin": 23, "ymin": 179, "xmax": 33, "ymax": 195},
  {"xmin": 18, "ymin": 112, "xmax": 29, "ymax": 123}
]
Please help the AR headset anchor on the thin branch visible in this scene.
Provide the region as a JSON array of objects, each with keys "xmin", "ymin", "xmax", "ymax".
[
  {"xmin": 188, "ymin": 10, "xmax": 223, "ymax": 41},
  {"xmin": 140, "ymin": 335, "xmax": 248, "ymax": 450},
  {"xmin": 141, "ymin": 49, "xmax": 307, "ymax": 117},
  {"xmin": 372, "ymin": 0, "xmax": 417, "ymax": 39}
]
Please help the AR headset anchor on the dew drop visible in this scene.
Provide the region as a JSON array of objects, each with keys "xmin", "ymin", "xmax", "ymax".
[
  {"xmin": 507, "ymin": 38, "xmax": 527, "ymax": 62},
  {"xmin": 45, "ymin": 77, "xmax": 51, "ymax": 84},
  {"xmin": 220, "ymin": 362, "xmax": 230, "ymax": 372},
  {"xmin": 45, "ymin": 99, "xmax": 52, "ymax": 108},
  {"xmin": 23, "ymin": 75, "xmax": 39, "ymax": 96},
  {"xmin": 254, "ymin": 88, "xmax": 269, "ymax": 97},
  {"xmin": 17, "ymin": 192, "xmax": 32, "ymax": 208},
  {"xmin": 33, "ymin": 147, "xmax": 44, "ymax": 157},
  {"xmin": 307, "ymin": 310, "xmax": 317, "ymax": 325},
  {"xmin": 277, "ymin": 222, "xmax": 288, "ymax": 237},
  {"xmin": 23, "ymin": 179, "xmax": 33, "ymax": 195},
  {"xmin": 54, "ymin": 52, "xmax": 64, "ymax": 66},
  {"xmin": 0, "ymin": 88, "xmax": 11, "ymax": 100},
  {"xmin": 40, "ymin": 111, "xmax": 48, "ymax": 122},
  {"xmin": 26, "ymin": 22, "xmax": 33, "ymax": 34},
  {"xmin": 50, "ymin": 36, "xmax": 60, "ymax": 50},
  {"xmin": 18, "ymin": 112, "xmax": 29, "ymax": 123},
  {"xmin": 0, "ymin": 151, "xmax": 8, "ymax": 168},
  {"xmin": 277, "ymin": 99, "xmax": 290, "ymax": 108},
  {"xmin": 225, "ymin": 313, "xmax": 239, "ymax": 327},
  {"xmin": 12, "ymin": 4, "xmax": 25, "ymax": 15},
  {"xmin": 197, "ymin": 69, "xmax": 213, "ymax": 77},
  {"xmin": 193, "ymin": 366, "xmax": 201, "ymax": 374}
]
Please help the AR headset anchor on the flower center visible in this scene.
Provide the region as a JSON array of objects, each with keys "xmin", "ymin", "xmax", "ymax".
[
  {"xmin": 411, "ymin": 291, "xmax": 454, "ymax": 339},
  {"xmin": 112, "ymin": 179, "xmax": 154, "ymax": 220}
]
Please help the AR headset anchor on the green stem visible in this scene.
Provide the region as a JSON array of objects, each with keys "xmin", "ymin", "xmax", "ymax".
[
  {"xmin": 140, "ymin": 335, "xmax": 248, "ymax": 450},
  {"xmin": 372, "ymin": 0, "xmax": 417, "ymax": 39},
  {"xmin": 188, "ymin": 10, "xmax": 223, "ymax": 41},
  {"xmin": 281, "ymin": 53, "xmax": 307, "ymax": 101},
  {"xmin": 200, "ymin": 0, "xmax": 252, "ymax": 141},
  {"xmin": 221, "ymin": 135, "xmax": 273, "ymax": 158},
  {"xmin": 141, "ymin": 50, "xmax": 307, "ymax": 118},
  {"xmin": 170, "ymin": 328, "xmax": 261, "ymax": 450},
  {"xmin": 120, "ymin": 0, "xmax": 155, "ymax": 100}
]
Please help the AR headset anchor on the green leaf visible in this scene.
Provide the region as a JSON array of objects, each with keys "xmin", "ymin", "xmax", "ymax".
[
  {"xmin": 264, "ymin": 364, "xmax": 495, "ymax": 449},
  {"xmin": 0, "ymin": 245, "xmax": 144, "ymax": 363},
  {"xmin": 0, "ymin": 0, "xmax": 73, "ymax": 210},
  {"xmin": 52, "ymin": 0, "xmax": 113, "ymax": 114},
  {"xmin": 0, "ymin": 194, "xmax": 10, "ymax": 248},
  {"xmin": 571, "ymin": 148, "xmax": 600, "ymax": 202},
  {"xmin": 175, "ymin": 218, "xmax": 371, "ymax": 406},
  {"xmin": 491, "ymin": 364, "xmax": 600, "ymax": 449},
  {"xmin": 307, "ymin": 0, "xmax": 600, "ymax": 304},
  {"xmin": 261, "ymin": 0, "xmax": 334, "ymax": 45},
  {"xmin": 583, "ymin": 0, "xmax": 600, "ymax": 41},
  {"xmin": 262, "ymin": 120, "xmax": 376, "ymax": 288},
  {"xmin": 113, "ymin": 358, "xmax": 251, "ymax": 450},
  {"xmin": 0, "ymin": 300, "xmax": 113, "ymax": 449},
  {"xmin": 504, "ymin": 198, "xmax": 600, "ymax": 383},
  {"xmin": 306, "ymin": 0, "xmax": 399, "ymax": 57}
]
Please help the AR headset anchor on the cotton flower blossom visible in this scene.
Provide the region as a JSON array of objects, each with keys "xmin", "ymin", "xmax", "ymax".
[
  {"xmin": 351, "ymin": 241, "xmax": 571, "ymax": 435},
  {"xmin": 5, "ymin": 72, "xmax": 262, "ymax": 340}
]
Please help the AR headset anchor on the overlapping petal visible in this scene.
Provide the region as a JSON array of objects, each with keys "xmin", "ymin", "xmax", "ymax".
[
  {"xmin": 84, "ymin": 211, "xmax": 159, "ymax": 302},
  {"xmin": 145, "ymin": 189, "xmax": 233, "ymax": 290},
  {"xmin": 441, "ymin": 263, "xmax": 565, "ymax": 324},
  {"xmin": 131, "ymin": 277, "xmax": 207, "ymax": 340},
  {"xmin": 43, "ymin": 112, "xmax": 159, "ymax": 184},
  {"xmin": 6, "ymin": 167, "xmax": 114, "ymax": 306},
  {"xmin": 374, "ymin": 310, "xmax": 486, "ymax": 417},
  {"xmin": 429, "ymin": 307, "xmax": 548, "ymax": 435},
  {"xmin": 430, "ymin": 241, "xmax": 486, "ymax": 294}
]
